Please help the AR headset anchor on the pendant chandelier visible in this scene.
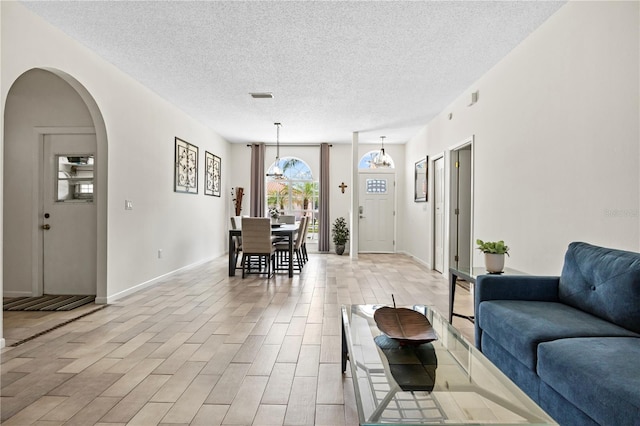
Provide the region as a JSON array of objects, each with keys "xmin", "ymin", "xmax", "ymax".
[
  {"xmin": 373, "ymin": 136, "xmax": 392, "ymax": 168},
  {"xmin": 266, "ymin": 122, "xmax": 284, "ymax": 179}
]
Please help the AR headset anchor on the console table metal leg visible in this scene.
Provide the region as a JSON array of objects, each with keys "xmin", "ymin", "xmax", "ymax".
[{"xmin": 449, "ymin": 271, "xmax": 457, "ymax": 323}]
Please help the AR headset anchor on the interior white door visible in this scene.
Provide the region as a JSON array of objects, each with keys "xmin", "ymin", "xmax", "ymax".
[
  {"xmin": 358, "ymin": 172, "xmax": 395, "ymax": 253},
  {"xmin": 450, "ymin": 146, "xmax": 473, "ymax": 270},
  {"xmin": 434, "ymin": 157, "xmax": 445, "ymax": 272},
  {"xmin": 43, "ymin": 134, "xmax": 97, "ymax": 295}
]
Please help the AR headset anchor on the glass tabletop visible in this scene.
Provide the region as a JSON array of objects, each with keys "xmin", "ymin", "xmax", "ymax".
[
  {"xmin": 341, "ymin": 304, "xmax": 556, "ymax": 425},
  {"xmin": 449, "ymin": 267, "xmax": 526, "ymax": 283}
]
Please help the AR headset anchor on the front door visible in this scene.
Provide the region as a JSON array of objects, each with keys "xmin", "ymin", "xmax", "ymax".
[
  {"xmin": 358, "ymin": 172, "xmax": 395, "ymax": 253},
  {"xmin": 42, "ymin": 134, "xmax": 97, "ymax": 295}
]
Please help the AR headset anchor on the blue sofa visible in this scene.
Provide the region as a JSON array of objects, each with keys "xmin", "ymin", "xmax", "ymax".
[{"xmin": 474, "ymin": 242, "xmax": 640, "ymax": 426}]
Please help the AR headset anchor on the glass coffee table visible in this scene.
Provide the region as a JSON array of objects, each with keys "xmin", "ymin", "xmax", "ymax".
[{"xmin": 341, "ymin": 304, "xmax": 557, "ymax": 425}]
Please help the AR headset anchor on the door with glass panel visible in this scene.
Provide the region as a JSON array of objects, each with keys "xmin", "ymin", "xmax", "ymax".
[
  {"xmin": 42, "ymin": 134, "xmax": 97, "ymax": 295},
  {"xmin": 358, "ymin": 172, "xmax": 395, "ymax": 253}
]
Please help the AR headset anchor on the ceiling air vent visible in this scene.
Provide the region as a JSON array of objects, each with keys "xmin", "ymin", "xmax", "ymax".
[{"xmin": 250, "ymin": 92, "xmax": 273, "ymax": 99}]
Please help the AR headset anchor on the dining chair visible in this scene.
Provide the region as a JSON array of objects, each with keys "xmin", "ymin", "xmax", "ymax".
[
  {"xmin": 241, "ymin": 217, "xmax": 276, "ymax": 278},
  {"xmin": 275, "ymin": 215, "xmax": 308, "ymax": 273},
  {"xmin": 300, "ymin": 215, "xmax": 311, "ymax": 263},
  {"xmin": 278, "ymin": 215, "xmax": 296, "ymax": 224}
]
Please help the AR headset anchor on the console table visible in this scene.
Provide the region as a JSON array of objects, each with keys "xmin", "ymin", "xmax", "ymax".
[{"xmin": 449, "ymin": 266, "xmax": 526, "ymax": 323}]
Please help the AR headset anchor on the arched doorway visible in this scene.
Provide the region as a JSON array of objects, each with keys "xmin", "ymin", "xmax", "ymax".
[{"xmin": 3, "ymin": 69, "xmax": 108, "ymax": 309}]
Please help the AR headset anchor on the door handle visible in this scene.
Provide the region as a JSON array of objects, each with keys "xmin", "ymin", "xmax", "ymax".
[
  {"xmin": 42, "ymin": 224, "xmax": 51, "ymax": 230},
  {"xmin": 359, "ymin": 215, "xmax": 365, "ymax": 219}
]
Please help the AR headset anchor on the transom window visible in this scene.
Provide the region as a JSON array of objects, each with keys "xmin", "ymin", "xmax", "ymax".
[
  {"xmin": 359, "ymin": 150, "xmax": 395, "ymax": 169},
  {"xmin": 267, "ymin": 157, "xmax": 313, "ymax": 180}
]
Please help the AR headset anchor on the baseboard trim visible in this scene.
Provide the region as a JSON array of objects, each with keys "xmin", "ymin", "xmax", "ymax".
[
  {"xmin": 398, "ymin": 250, "xmax": 433, "ymax": 270},
  {"xmin": 96, "ymin": 256, "xmax": 215, "ymax": 305},
  {"xmin": 3, "ymin": 291, "xmax": 34, "ymax": 298}
]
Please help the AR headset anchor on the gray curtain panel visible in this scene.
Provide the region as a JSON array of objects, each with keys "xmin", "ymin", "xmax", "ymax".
[
  {"xmin": 250, "ymin": 143, "xmax": 265, "ymax": 217},
  {"xmin": 319, "ymin": 143, "xmax": 330, "ymax": 252}
]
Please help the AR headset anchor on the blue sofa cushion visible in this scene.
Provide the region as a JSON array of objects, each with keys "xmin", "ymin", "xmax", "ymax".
[
  {"xmin": 478, "ymin": 300, "xmax": 639, "ymax": 370},
  {"xmin": 538, "ymin": 337, "xmax": 640, "ymax": 426},
  {"xmin": 560, "ymin": 242, "xmax": 640, "ymax": 333}
]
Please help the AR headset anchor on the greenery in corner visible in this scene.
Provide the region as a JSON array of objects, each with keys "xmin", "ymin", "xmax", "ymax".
[
  {"xmin": 332, "ymin": 217, "xmax": 349, "ymax": 245},
  {"xmin": 476, "ymin": 239, "xmax": 510, "ymax": 256}
]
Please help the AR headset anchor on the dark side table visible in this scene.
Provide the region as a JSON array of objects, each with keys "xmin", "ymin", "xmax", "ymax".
[{"xmin": 449, "ymin": 266, "xmax": 526, "ymax": 323}]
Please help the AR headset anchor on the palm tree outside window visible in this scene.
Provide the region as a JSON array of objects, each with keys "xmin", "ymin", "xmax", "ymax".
[{"xmin": 266, "ymin": 157, "xmax": 319, "ymax": 239}]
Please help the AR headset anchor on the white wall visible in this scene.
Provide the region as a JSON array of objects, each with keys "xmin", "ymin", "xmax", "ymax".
[
  {"xmin": 402, "ymin": 1, "xmax": 640, "ymax": 275},
  {"xmin": 331, "ymin": 143, "xmax": 353, "ymax": 250},
  {"xmin": 401, "ymin": 126, "xmax": 432, "ymax": 267},
  {"xmin": 2, "ymin": 3, "xmax": 230, "ymax": 305}
]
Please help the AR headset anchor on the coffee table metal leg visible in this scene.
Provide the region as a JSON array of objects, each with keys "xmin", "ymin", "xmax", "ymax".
[{"xmin": 341, "ymin": 320, "xmax": 348, "ymax": 373}]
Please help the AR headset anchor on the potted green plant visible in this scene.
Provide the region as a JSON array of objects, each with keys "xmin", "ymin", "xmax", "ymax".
[
  {"xmin": 476, "ymin": 239, "xmax": 510, "ymax": 273},
  {"xmin": 332, "ymin": 217, "xmax": 349, "ymax": 255}
]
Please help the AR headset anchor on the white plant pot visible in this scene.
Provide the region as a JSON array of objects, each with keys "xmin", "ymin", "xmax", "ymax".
[
  {"xmin": 271, "ymin": 217, "xmax": 278, "ymax": 225},
  {"xmin": 484, "ymin": 253, "xmax": 505, "ymax": 273}
]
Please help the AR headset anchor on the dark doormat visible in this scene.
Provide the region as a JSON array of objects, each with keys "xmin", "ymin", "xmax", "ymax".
[{"xmin": 3, "ymin": 294, "xmax": 96, "ymax": 311}]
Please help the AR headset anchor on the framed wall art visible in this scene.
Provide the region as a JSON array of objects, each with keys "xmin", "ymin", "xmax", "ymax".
[
  {"xmin": 205, "ymin": 151, "xmax": 221, "ymax": 197},
  {"xmin": 174, "ymin": 137, "xmax": 198, "ymax": 194},
  {"xmin": 414, "ymin": 156, "xmax": 428, "ymax": 202}
]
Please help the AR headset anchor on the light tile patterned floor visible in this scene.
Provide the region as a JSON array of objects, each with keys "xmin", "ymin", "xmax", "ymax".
[{"xmin": 1, "ymin": 252, "xmax": 474, "ymax": 425}]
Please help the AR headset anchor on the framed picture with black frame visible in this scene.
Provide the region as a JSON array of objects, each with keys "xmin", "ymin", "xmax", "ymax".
[
  {"xmin": 174, "ymin": 137, "xmax": 198, "ymax": 194},
  {"xmin": 414, "ymin": 157, "xmax": 428, "ymax": 202},
  {"xmin": 205, "ymin": 151, "xmax": 221, "ymax": 197}
]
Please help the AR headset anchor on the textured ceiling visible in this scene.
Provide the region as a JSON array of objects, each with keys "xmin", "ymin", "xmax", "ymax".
[{"xmin": 22, "ymin": 1, "xmax": 565, "ymax": 145}]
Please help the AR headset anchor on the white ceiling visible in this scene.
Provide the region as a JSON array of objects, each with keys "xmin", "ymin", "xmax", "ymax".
[{"xmin": 22, "ymin": 1, "xmax": 565, "ymax": 145}]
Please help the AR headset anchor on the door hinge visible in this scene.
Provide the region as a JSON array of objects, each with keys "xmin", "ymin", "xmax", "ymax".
[
  {"xmin": 455, "ymin": 208, "xmax": 460, "ymax": 215},
  {"xmin": 455, "ymin": 255, "xmax": 459, "ymax": 261},
  {"xmin": 455, "ymin": 161, "xmax": 460, "ymax": 168},
  {"xmin": 393, "ymin": 211, "xmax": 396, "ymax": 216}
]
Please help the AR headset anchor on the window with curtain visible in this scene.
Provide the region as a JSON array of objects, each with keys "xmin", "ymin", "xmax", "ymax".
[{"xmin": 266, "ymin": 157, "xmax": 319, "ymax": 240}]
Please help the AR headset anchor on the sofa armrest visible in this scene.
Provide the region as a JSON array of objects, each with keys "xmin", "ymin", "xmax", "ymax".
[
  {"xmin": 476, "ymin": 275, "xmax": 560, "ymax": 304},
  {"xmin": 474, "ymin": 275, "xmax": 560, "ymax": 348}
]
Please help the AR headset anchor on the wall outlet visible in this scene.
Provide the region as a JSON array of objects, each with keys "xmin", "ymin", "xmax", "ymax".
[
  {"xmin": 157, "ymin": 249, "xmax": 162, "ymax": 259},
  {"xmin": 125, "ymin": 200, "xmax": 133, "ymax": 210}
]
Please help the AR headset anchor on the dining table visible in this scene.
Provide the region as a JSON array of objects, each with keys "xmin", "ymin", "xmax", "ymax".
[{"xmin": 228, "ymin": 223, "xmax": 298, "ymax": 278}]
